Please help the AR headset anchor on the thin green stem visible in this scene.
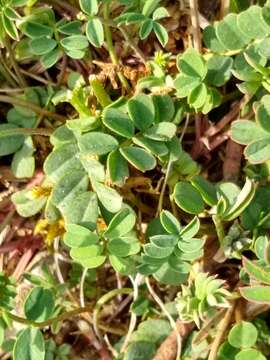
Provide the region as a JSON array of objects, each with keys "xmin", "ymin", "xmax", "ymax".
[
  {"xmin": 103, "ymin": 3, "xmax": 130, "ymax": 91},
  {"xmin": 5, "ymin": 37, "xmax": 27, "ymax": 88},
  {"xmin": 5, "ymin": 307, "xmax": 93, "ymax": 328},
  {"xmin": 212, "ymin": 215, "xmax": 225, "ymax": 248},
  {"xmin": 0, "ymin": 95, "xmax": 66, "ymax": 122},
  {"xmin": 93, "ymin": 288, "xmax": 132, "ymax": 340},
  {"xmin": 0, "ymin": 128, "xmax": 52, "ymax": 138}
]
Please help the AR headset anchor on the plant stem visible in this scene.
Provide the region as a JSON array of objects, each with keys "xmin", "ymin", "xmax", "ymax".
[
  {"xmin": 5, "ymin": 307, "xmax": 94, "ymax": 328},
  {"xmin": 0, "ymin": 128, "xmax": 52, "ymax": 138},
  {"xmin": 120, "ymin": 274, "xmax": 143, "ymax": 353},
  {"xmin": 212, "ymin": 215, "xmax": 225, "ymax": 249},
  {"xmin": 103, "ymin": 3, "xmax": 130, "ymax": 91},
  {"xmin": 208, "ymin": 301, "xmax": 236, "ymax": 360},
  {"xmin": 93, "ymin": 288, "xmax": 132, "ymax": 340},
  {"xmin": 5, "ymin": 37, "xmax": 27, "ymax": 88},
  {"xmin": 0, "ymin": 95, "xmax": 66, "ymax": 122},
  {"xmin": 0, "ymin": 56, "xmax": 17, "ymax": 87},
  {"xmin": 189, "ymin": 0, "xmax": 201, "ymax": 52},
  {"xmin": 146, "ymin": 277, "xmax": 182, "ymax": 360},
  {"xmin": 156, "ymin": 160, "xmax": 173, "ymax": 217}
]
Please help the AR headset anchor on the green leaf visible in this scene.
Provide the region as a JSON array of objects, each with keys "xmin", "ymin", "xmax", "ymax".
[
  {"xmin": 41, "ymin": 48, "xmax": 62, "ymax": 69},
  {"xmin": 179, "ymin": 217, "xmax": 200, "ymax": 240},
  {"xmin": 124, "ymin": 342, "xmax": 156, "ymax": 360},
  {"xmin": 70, "ymin": 244, "xmax": 103, "ymax": 261},
  {"xmin": 120, "ymin": 146, "xmax": 157, "ymax": 172},
  {"xmin": 150, "ymin": 234, "xmax": 178, "ymax": 248},
  {"xmin": 11, "ymin": 137, "xmax": 35, "ymax": 178},
  {"xmin": 235, "ymin": 349, "xmax": 266, "ymax": 360},
  {"xmin": 61, "ymin": 35, "xmax": 88, "ymax": 50},
  {"xmin": 231, "ymin": 120, "xmax": 269, "ymax": 145},
  {"xmin": 66, "ymin": 117, "xmax": 97, "ymax": 133},
  {"xmin": 50, "ymin": 125, "xmax": 76, "ymax": 147},
  {"xmin": 107, "ymin": 150, "xmax": 129, "ymax": 186},
  {"xmin": 12, "ymin": 189, "xmax": 47, "ymax": 217},
  {"xmin": 80, "ymin": 156, "xmax": 105, "ymax": 182},
  {"xmin": 144, "ymin": 122, "xmax": 176, "ymax": 141},
  {"xmin": 203, "ymin": 25, "xmax": 227, "ymax": 53},
  {"xmin": 228, "ymin": 321, "xmax": 258, "ymax": 348},
  {"xmin": 188, "ymin": 83, "xmax": 208, "ymax": 110},
  {"xmin": 243, "ymin": 257, "xmax": 270, "ymax": 285},
  {"xmin": 92, "ymin": 180, "xmax": 122, "ymax": 213},
  {"xmin": 244, "ymin": 138, "xmax": 270, "ymax": 164},
  {"xmin": 64, "ymin": 224, "xmax": 99, "ymax": 248},
  {"xmin": 144, "ymin": 243, "xmax": 173, "ymax": 258},
  {"xmin": 24, "ymin": 287, "xmax": 55, "ymax": 322},
  {"xmin": 240, "ymin": 285, "xmax": 270, "ymax": 303},
  {"xmin": 177, "ymin": 48, "xmax": 207, "ymax": 80},
  {"xmin": 57, "ymin": 21, "xmax": 81, "ymax": 35},
  {"xmin": 216, "ymin": 13, "xmax": 249, "ymax": 51},
  {"xmin": 191, "ymin": 175, "xmax": 218, "ymax": 206},
  {"xmin": 30, "ymin": 36, "xmax": 57, "ymax": 55},
  {"xmin": 78, "ymin": 256, "xmax": 106, "ymax": 269},
  {"xmin": 237, "ymin": 5, "xmax": 270, "ymax": 40},
  {"xmin": 44, "ymin": 144, "xmax": 83, "ymax": 182},
  {"xmin": 160, "ymin": 210, "xmax": 181, "ymax": 234},
  {"xmin": 256, "ymin": 96, "xmax": 270, "ymax": 132},
  {"xmin": 178, "ymin": 238, "xmax": 204, "ymax": 253},
  {"xmin": 142, "ymin": 0, "xmax": 161, "ymax": 17},
  {"xmin": 86, "ymin": 19, "xmax": 104, "ymax": 47},
  {"xmin": 21, "ymin": 21, "xmax": 53, "ymax": 38},
  {"xmin": 79, "ymin": 0, "xmax": 98, "ymax": 15},
  {"xmin": 128, "ymin": 94, "xmax": 155, "ymax": 131},
  {"xmin": 174, "ymin": 74, "xmax": 201, "ymax": 98},
  {"xmin": 152, "ymin": 7, "xmax": 169, "ymax": 20},
  {"xmin": 102, "ymin": 107, "xmax": 134, "ymax": 138},
  {"xmin": 78, "ymin": 132, "xmax": 119, "ymax": 156},
  {"xmin": 108, "ymin": 236, "xmax": 140, "ymax": 257},
  {"xmin": 13, "ymin": 328, "xmax": 45, "ymax": 360},
  {"xmin": 153, "ymin": 262, "xmax": 189, "ymax": 285},
  {"xmin": 139, "ymin": 19, "xmax": 153, "ymax": 40},
  {"xmin": 221, "ymin": 178, "xmax": 255, "ymax": 221},
  {"xmin": 153, "ymin": 22, "xmax": 168, "ymax": 47},
  {"xmin": 206, "ymin": 55, "xmax": 233, "ymax": 86},
  {"xmin": 174, "ymin": 182, "xmax": 205, "ymax": 214},
  {"xmin": 133, "ymin": 136, "xmax": 168, "ymax": 157},
  {"xmin": 62, "ymin": 192, "xmax": 98, "ymax": 230},
  {"xmin": 153, "ymin": 95, "xmax": 174, "ymax": 123},
  {"xmin": 51, "ymin": 170, "xmax": 89, "ymax": 212},
  {"xmin": 218, "ymin": 342, "xmax": 239, "ymax": 360},
  {"xmin": 109, "ymin": 255, "xmax": 135, "ymax": 275},
  {"xmin": 0, "ymin": 124, "xmax": 25, "ymax": 156},
  {"xmin": 105, "ymin": 208, "xmax": 136, "ymax": 239},
  {"xmin": 255, "ymin": 236, "xmax": 268, "ymax": 260},
  {"xmin": 2, "ymin": 14, "xmax": 18, "ymax": 40}
]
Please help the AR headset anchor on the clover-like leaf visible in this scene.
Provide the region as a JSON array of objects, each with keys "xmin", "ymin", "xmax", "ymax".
[
  {"xmin": 24, "ymin": 287, "xmax": 55, "ymax": 322},
  {"xmin": 64, "ymin": 224, "xmax": 99, "ymax": 248},
  {"xmin": 174, "ymin": 182, "xmax": 205, "ymax": 214},
  {"xmin": 128, "ymin": 93, "xmax": 155, "ymax": 131},
  {"xmin": 13, "ymin": 328, "xmax": 45, "ymax": 360},
  {"xmin": 177, "ymin": 48, "xmax": 207, "ymax": 80},
  {"xmin": 103, "ymin": 107, "xmax": 134, "ymax": 138},
  {"xmin": 228, "ymin": 321, "xmax": 258, "ymax": 348},
  {"xmin": 78, "ymin": 132, "xmax": 119, "ymax": 156},
  {"xmin": 86, "ymin": 19, "xmax": 104, "ymax": 47},
  {"xmin": 120, "ymin": 146, "xmax": 156, "ymax": 172},
  {"xmin": 104, "ymin": 208, "xmax": 136, "ymax": 239}
]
